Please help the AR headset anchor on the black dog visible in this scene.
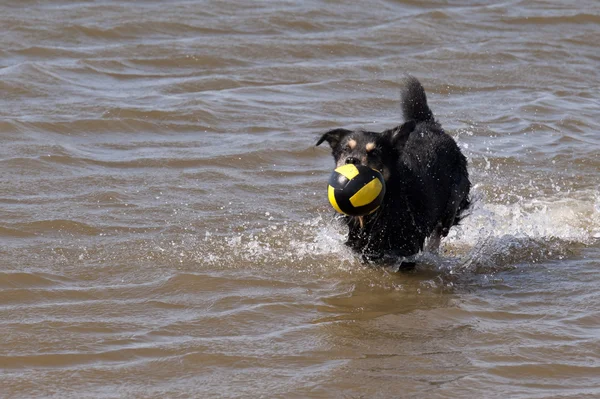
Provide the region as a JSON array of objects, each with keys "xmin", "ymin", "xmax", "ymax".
[{"xmin": 317, "ymin": 76, "xmax": 470, "ymax": 267}]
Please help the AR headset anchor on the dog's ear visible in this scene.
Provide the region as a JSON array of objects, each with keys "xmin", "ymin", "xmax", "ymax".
[
  {"xmin": 316, "ymin": 128, "xmax": 352, "ymax": 149},
  {"xmin": 384, "ymin": 120, "xmax": 416, "ymax": 148}
]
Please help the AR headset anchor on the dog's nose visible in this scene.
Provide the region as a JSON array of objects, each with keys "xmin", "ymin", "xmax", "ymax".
[{"xmin": 345, "ymin": 157, "xmax": 360, "ymax": 165}]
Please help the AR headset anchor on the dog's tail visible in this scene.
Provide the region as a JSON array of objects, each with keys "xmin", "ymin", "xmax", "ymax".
[{"xmin": 400, "ymin": 76, "xmax": 434, "ymax": 123}]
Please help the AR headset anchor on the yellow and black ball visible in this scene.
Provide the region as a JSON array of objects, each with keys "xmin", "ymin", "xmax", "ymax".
[{"xmin": 327, "ymin": 164, "xmax": 386, "ymax": 216}]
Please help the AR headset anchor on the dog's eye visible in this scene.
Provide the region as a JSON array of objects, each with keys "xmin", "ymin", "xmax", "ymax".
[{"xmin": 343, "ymin": 139, "xmax": 357, "ymax": 152}]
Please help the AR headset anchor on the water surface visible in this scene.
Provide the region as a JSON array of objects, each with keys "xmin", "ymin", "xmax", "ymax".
[{"xmin": 1, "ymin": 0, "xmax": 599, "ymax": 398}]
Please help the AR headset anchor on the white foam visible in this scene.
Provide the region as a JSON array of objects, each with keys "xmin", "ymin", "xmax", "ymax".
[
  {"xmin": 195, "ymin": 188, "xmax": 598, "ymax": 275},
  {"xmin": 436, "ymin": 187, "xmax": 600, "ymax": 272},
  {"xmin": 448, "ymin": 188, "xmax": 600, "ymax": 247}
]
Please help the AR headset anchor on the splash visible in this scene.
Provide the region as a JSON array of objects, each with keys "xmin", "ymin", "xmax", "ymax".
[
  {"xmin": 442, "ymin": 187, "xmax": 600, "ymax": 272},
  {"xmin": 195, "ymin": 187, "xmax": 598, "ymax": 278},
  {"xmin": 196, "ymin": 214, "xmax": 361, "ymax": 274}
]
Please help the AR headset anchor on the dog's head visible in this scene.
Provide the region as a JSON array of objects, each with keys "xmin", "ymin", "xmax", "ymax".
[{"xmin": 316, "ymin": 121, "xmax": 416, "ymax": 181}]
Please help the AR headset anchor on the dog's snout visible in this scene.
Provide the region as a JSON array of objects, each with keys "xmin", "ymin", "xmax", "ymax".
[{"xmin": 345, "ymin": 157, "xmax": 361, "ymax": 165}]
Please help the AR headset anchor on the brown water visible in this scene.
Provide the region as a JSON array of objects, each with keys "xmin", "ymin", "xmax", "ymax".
[{"xmin": 1, "ymin": 1, "xmax": 600, "ymax": 398}]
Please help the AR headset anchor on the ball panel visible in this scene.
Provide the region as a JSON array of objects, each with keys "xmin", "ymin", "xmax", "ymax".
[
  {"xmin": 349, "ymin": 177, "xmax": 383, "ymax": 207},
  {"xmin": 327, "ymin": 185, "xmax": 344, "ymax": 214},
  {"xmin": 334, "ymin": 164, "xmax": 360, "ymax": 181}
]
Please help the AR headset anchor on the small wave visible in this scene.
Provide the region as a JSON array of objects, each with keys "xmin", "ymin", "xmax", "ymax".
[
  {"xmin": 12, "ymin": 119, "xmax": 213, "ymax": 135},
  {"xmin": 61, "ymin": 20, "xmax": 239, "ymax": 41},
  {"xmin": 0, "ymin": 345, "xmax": 173, "ymax": 370},
  {"xmin": 8, "ymin": 219, "xmax": 101, "ymax": 236},
  {"xmin": 101, "ymin": 107, "xmax": 216, "ymax": 123},
  {"xmin": 503, "ymin": 13, "xmax": 600, "ymax": 25},
  {"xmin": 0, "ymin": 272, "xmax": 70, "ymax": 289},
  {"xmin": 0, "ymin": 226, "xmax": 37, "ymax": 238},
  {"xmin": 12, "ymin": 46, "xmax": 92, "ymax": 58}
]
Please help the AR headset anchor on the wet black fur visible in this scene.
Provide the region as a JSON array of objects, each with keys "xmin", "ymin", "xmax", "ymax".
[{"xmin": 317, "ymin": 76, "xmax": 471, "ymax": 267}]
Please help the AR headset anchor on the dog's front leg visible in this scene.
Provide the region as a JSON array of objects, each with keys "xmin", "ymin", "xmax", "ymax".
[{"xmin": 424, "ymin": 223, "xmax": 443, "ymax": 253}]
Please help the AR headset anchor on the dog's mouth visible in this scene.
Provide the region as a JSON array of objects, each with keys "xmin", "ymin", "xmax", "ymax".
[
  {"xmin": 357, "ymin": 216, "xmax": 365, "ymax": 228},
  {"xmin": 353, "ymin": 209, "xmax": 380, "ymax": 229},
  {"xmin": 378, "ymin": 166, "xmax": 390, "ymax": 182}
]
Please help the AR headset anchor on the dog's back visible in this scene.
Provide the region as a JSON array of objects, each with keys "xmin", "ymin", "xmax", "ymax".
[{"xmin": 394, "ymin": 77, "xmax": 470, "ymax": 250}]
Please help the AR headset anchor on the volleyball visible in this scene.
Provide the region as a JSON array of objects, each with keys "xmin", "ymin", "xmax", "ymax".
[{"xmin": 327, "ymin": 164, "xmax": 385, "ymax": 216}]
